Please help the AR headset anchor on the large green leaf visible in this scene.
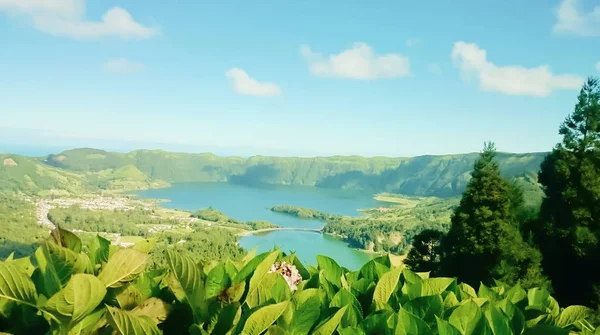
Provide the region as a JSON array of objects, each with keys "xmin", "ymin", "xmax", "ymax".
[
  {"xmin": 395, "ymin": 308, "xmax": 431, "ymax": 335},
  {"xmin": 132, "ymin": 238, "xmax": 157, "ymax": 254},
  {"xmin": 246, "ymin": 272, "xmax": 290, "ymax": 307},
  {"xmin": 360, "ymin": 260, "xmax": 390, "ymax": 282},
  {"xmin": 246, "ymin": 250, "xmax": 280, "ymax": 308},
  {"xmin": 0, "ymin": 262, "xmax": 37, "ymax": 307},
  {"xmin": 34, "ymin": 242, "xmax": 83, "ymax": 297},
  {"xmin": 224, "ymin": 281, "xmax": 246, "ymax": 304},
  {"xmin": 69, "ymin": 307, "xmax": 106, "ymax": 335},
  {"xmin": 312, "ymin": 305, "xmax": 349, "ymax": 335},
  {"xmin": 106, "ymin": 305, "xmax": 161, "ymax": 335},
  {"xmin": 448, "ymin": 300, "xmax": 489, "ymax": 335},
  {"xmin": 290, "ymin": 289, "xmax": 321, "ymax": 335},
  {"xmin": 339, "ymin": 326, "xmax": 366, "ymax": 335},
  {"xmin": 233, "ymin": 251, "xmax": 269, "ymax": 284},
  {"xmin": 165, "ymin": 250, "xmax": 207, "ymax": 323},
  {"xmin": 98, "ymin": 249, "xmax": 149, "ymax": 288},
  {"xmin": 402, "ymin": 269, "xmax": 424, "ymax": 300},
  {"xmin": 316, "ymin": 255, "xmax": 343, "ymax": 288},
  {"xmin": 484, "ymin": 302, "xmax": 511, "ymax": 335},
  {"xmin": 522, "ymin": 324, "xmax": 569, "ymax": 335},
  {"xmin": 555, "ymin": 305, "xmax": 593, "ymax": 328},
  {"xmin": 132, "ymin": 297, "xmax": 171, "ymax": 325},
  {"xmin": 43, "ymin": 273, "xmax": 106, "ymax": 328},
  {"xmin": 110, "ymin": 284, "xmax": 146, "ymax": 310},
  {"xmin": 421, "ymin": 278, "xmax": 456, "ymax": 297},
  {"xmin": 109, "ymin": 271, "xmax": 159, "ymax": 310},
  {"xmin": 205, "ymin": 263, "xmax": 230, "ymax": 299},
  {"xmin": 225, "ymin": 259, "xmax": 240, "ymax": 280},
  {"xmin": 6, "ymin": 255, "xmax": 35, "ymax": 277},
  {"xmin": 436, "ymin": 316, "xmax": 462, "ymax": 335},
  {"xmin": 403, "ymin": 294, "xmax": 443, "ymax": 324},
  {"xmin": 50, "ymin": 227, "xmax": 82, "ymax": 253},
  {"xmin": 458, "ymin": 283, "xmax": 477, "ymax": 300},
  {"xmin": 241, "ymin": 301, "xmax": 289, "ymax": 335},
  {"xmin": 497, "ymin": 299, "xmax": 525, "ymax": 335},
  {"xmin": 331, "ymin": 289, "xmax": 363, "ymax": 328},
  {"xmin": 478, "ymin": 283, "xmax": 501, "ymax": 302},
  {"xmin": 527, "ymin": 288, "xmax": 550, "ymax": 308},
  {"xmin": 211, "ymin": 302, "xmax": 240, "ymax": 334},
  {"xmin": 89, "ymin": 234, "xmax": 110, "ymax": 268},
  {"xmin": 361, "ymin": 309, "xmax": 393, "ymax": 335},
  {"xmin": 372, "ymin": 266, "xmax": 402, "ymax": 310},
  {"xmin": 504, "ymin": 282, "xmax": 527, "ymax": 305}
]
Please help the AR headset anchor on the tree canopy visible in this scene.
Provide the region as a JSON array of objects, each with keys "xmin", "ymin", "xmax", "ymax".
[
  {"xmin": 440, "ymin": 142, "xmax": 547, "ymax": 289},
  {"xmin": 532, "ymin": 77, "xmax": 600, "ymax": 306}
]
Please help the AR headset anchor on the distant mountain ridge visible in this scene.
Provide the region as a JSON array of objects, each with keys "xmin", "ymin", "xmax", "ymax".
[{"xmin": 35, "ymin": 148, "xmax": 548, "ymax": 198}]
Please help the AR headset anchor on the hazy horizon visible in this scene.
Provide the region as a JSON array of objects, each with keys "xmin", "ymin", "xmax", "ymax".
[{"xmin": 0, "ymin": 127, "xmax": 550, "ymax": 159}]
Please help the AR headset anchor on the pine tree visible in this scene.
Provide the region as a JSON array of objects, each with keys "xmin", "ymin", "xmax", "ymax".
[
  {"xmin": 405, "ymin": 229, "xmax": 444, "ymax": 273},
  {"xmin": 440, "ymin": 142, "xmax": 547, "ymax": 288},
  {"xmin": 532, "ymin": 77, "xmax": 600, "ymax": 306}
]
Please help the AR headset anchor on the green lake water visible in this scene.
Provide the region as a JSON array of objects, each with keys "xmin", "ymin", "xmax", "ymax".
[{"xmin": 136, "ymin": 182, "xmax": 383, "ymax": 269}]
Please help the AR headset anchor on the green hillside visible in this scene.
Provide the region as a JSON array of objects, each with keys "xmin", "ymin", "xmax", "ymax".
[
  {"xmin": 44, "ymin": 148, "xmax": 547, "ymax": 197},
  {"xmin": 0, "ymin": 154, "xmax": 90, "ymax": 195},
  {"xmin": 0, "ymin": 153, "xmax": 169, "ymax": 195}
]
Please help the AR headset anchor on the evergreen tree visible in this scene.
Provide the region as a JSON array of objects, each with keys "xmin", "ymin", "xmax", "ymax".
[
  {"xmin": 405, "ymin": 229, "xmax": 444, "ymax": 273},
  {"xmin": 440, "ymin": 142, "xmax": 547, "ymax": 288},
  {"xmin": 531, "ymin": 77, "xmax": 600, "ymax": 306}
]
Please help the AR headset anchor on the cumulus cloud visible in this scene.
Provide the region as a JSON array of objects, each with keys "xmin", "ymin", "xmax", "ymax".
[
  {"xmin": 300, "ymin": 42, "xmax": 410, "ymax": 79},
  {"xmin": 104, "ymin": 58, "xmax": 144, "ymax": 74},
  {"xmin": 0, "ymin": 0, "xmax": 157, "ymax": 39},
  {"xmin": 554, "ymin": 0, "xmax": 600, "ymax": 36},
  {"xmin": 225, "ymin": 68, "xmax": 282, "ymax": 96},
  {"xmin": 428, "ymin": 63, "xmax": 442, "ymax": 76},
  {"xmin": 451, "ymin": 41, "xmax": 583, "ymax": 97}
]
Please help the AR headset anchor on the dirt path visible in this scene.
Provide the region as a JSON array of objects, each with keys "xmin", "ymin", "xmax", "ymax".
[{"xmin": 36, "ymin": 200, "xmax": 55, "ymax": 230}]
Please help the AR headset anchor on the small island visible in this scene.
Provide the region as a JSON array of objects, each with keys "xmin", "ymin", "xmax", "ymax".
[
  {"xmin": 269, "ymin": 205, "xmax": 340, "ymax": 220},
  {"xmin": 191, "ymin": 208, "xmax": 279, "ymax": 230}
]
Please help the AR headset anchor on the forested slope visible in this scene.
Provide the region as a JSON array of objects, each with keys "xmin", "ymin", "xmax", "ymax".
[{"xmin": 44, "ymin": 148, "xmax": 547, "ymax": 197}]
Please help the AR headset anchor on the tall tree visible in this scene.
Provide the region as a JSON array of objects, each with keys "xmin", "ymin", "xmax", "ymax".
[
  {"xmin": 405, "ymin": 229, "xmax": 444, "ymax": 273},
  {"xmin": 531, "ymin": 77, "xmax": 600, "ymax": 306},
  {"xmin": 440, "ymin": 142, "xmax": 547, "ymax": 288}
]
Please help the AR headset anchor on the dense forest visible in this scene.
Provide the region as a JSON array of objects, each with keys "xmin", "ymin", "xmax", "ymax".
[{"xmin": 405, "ymin": 78, "xmax": 600, "ymax": 313}]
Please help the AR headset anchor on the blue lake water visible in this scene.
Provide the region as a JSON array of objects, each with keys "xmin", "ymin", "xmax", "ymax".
[{"xmin": 136, "ymin": 182, "xmax": 382, "ymax": 269}]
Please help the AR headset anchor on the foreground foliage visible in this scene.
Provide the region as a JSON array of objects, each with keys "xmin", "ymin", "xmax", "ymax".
[{"xmin": 0, "ymin": 229, "xmax": 598, "ymax": 334}]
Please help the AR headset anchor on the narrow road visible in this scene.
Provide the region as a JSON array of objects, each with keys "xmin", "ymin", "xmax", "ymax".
[
  {"xmin": 36, "ymin": 200, "xmax": 55, "ymax": 230},
  {"xmin": 238, "ymin": 227, "xmax": 323, "ymax": 236}
]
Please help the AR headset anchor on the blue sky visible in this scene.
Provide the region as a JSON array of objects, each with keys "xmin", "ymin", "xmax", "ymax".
[{"xmin": 1, "ymin": 0, "xmax": 600, "ymax": 157}]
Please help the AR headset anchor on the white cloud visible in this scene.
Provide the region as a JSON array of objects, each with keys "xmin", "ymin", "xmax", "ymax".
[
  {"xmin": 0, "ymin": 0, "xmax": 157, "ymax": 39},
  {"xmin": 596, "ymin": 61, "xmax": 600, "ymax": 71},
  {"xmin": 300, "ymin": 42, "xmax": 410, "ymax": 79},
  {"xmin": 405, "ymin": 38, "xmax": 419, "ymax": 47},
  {"xmin": 225, "ymin": 68, "xmax": 282, "ymax": 96},
  {"xmin": 428, "ymin": 63, "xmax": 442, "ymax": 76},
  {"xmin": 451, "ymin": 41, "xmax": 583, "ymax": 97},
  {"xmin": 104, "ymin": 58, "xmax": 144, "ymax": 74},
  {"xmin": 554, "ymin": 0, "xmax": 600, "ymax": 36}
]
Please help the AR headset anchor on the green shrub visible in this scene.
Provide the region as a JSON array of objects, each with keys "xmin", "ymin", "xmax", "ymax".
[{"xmin": 0, "ymin": 228, "xmax": 597, "ymax": 334}]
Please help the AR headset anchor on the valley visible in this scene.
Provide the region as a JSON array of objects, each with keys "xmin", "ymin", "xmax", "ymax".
[{"xmin": 0, "ymin": 148, "xmax": 545, "ymax": 267}]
